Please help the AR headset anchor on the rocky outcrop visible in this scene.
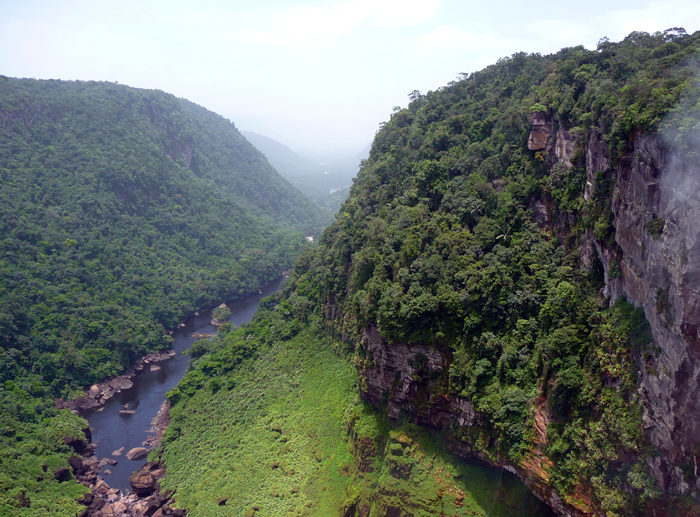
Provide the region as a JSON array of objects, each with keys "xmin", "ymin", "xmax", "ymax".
[
  {"xmin": 129, "ymin": 471, "xmax": 157, "ymax": 496},
  {"xmin": 591, "ymin": 132, "xmax": 700, "ymax": 495},
  {"xmin": 356, "ymin": 115, "xmax": 700, "ymax": 514},
  {"xmin": 359, "ymin": 326, "xmax": 476, "ymax": 429},
  {"xmin": 75, "ymin": 400, "xmax": 186, "ymax": 516},
  {"xmin": 81, "ymin": 470, "xmax": 184, "ymax": 516},
  {"xmin": 531, "ymin": 112, "xmax": 700, "ymax": 496},
  {"xmin": 527, "ymin": 112, "xmax": 550, "ymax": 151},
  {"xmin": 126, "ymin": 447, "xmax": 150, "ymax": 461}
]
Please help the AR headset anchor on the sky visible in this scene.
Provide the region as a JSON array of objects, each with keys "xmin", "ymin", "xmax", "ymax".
[{"xmin": 2, "ymin": 0, "xmax": 700, "ymax": 159}]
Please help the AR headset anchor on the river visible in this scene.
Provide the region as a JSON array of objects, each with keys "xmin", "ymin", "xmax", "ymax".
[{"xmin": 83, "ymin": 277, "xmax": 287, "ymax": 493}]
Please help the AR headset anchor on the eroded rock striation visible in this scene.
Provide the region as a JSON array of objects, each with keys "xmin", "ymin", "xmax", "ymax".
[{"xmin": 358, "ymin": 324, "xmax": 586, "ymax": 516}]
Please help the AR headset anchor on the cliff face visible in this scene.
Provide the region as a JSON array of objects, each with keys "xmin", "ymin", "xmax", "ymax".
[
  {"xmin": 592, "ymin": 131, "xmax": 700, "ymax": 495},
  {"xmin": 290, "ymin": 33, "xmax": 700, "ymax": 516},
  {"xmin": 542, "ymin": 116, "xmax": 700, "ymax": 499},
  {"xmin": 355, "ymin": 117, "xmax": 700, "ymax": 514}
]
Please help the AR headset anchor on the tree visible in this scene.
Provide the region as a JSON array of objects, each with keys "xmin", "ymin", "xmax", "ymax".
[{"xmin": 212, "ymin": 306, "xmax": 231, "ymax": 322}]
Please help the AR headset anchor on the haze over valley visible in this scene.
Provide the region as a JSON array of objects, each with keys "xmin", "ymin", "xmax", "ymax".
[{"xmin": 241, "ymin": 130, "xmax": 369, "ymax": 213}]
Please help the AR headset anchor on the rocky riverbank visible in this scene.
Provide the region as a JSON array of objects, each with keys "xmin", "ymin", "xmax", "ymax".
[
  {"xmin": 52, "ymin": 347, "xmax": 185, "ymax": 516},
  {"xmin": 55, "ymin": 350, "xmax": 177, "ymax": 413},
  {"xmin": 74, "ymin": 401, "xmax": 186, "ymax": 516}
]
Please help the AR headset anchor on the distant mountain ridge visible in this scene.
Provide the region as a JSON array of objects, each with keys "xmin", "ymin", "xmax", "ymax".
[
  {"xmin": 241, "ymin": 129, "xmax": 369, "ymax": 213},
  {"xmin": 241, "ymin": 130, "xmax": 323, "ymax": 177}
]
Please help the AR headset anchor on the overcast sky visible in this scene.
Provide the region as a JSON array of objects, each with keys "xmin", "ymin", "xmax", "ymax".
[{"xmin": 2, "ymin": 0, "xmax": 700, "ymax": 158}]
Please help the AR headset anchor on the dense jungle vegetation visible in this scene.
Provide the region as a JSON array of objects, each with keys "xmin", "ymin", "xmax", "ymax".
[
  {"xmin": 0, "ymin": 78, "xmax": 324, "ymax": 515},
  {"xmin": 164, "ymin": 28, "xmax": 700, "ymax": 516},
  {"xmin": 301, "ymin": 28, "xmax": 699, "ymax": 514}
]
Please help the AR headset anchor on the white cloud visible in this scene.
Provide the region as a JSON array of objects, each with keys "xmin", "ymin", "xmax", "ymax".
[
  {"xmin": 526, "ymin": 19, "xmax": 592, "ymax": 48},
  {"xmin": 240, "ymin": 0, "xmax": 442, "ymax": 48},
  {"xmin": 360, "ymin": 0, "xmax": 442, "ymax": 27},
  {"xmin": 605, "ymin": 1, "xmax": 700, "ymax": 41}
]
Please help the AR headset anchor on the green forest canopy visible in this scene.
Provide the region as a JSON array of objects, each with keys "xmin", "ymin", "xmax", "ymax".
[{"xmin": 3, "ymin": 27, "xmax": 700, "ymax": 516}]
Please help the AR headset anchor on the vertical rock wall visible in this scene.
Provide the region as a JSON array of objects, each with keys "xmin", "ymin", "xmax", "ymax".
[
  {"xmin": 357, "ymin": 326, "xmax": 589, "ymax": 517},
  {"xmin": 597, "ymin": 133, "xmax": 700, "ymax": 494},
  {"xmin": 550, "ymin": 116, "xmax": 700, "ymax": 495}
]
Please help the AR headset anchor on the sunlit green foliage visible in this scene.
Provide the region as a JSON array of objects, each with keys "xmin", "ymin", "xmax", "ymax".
[
  {"xmin": 0, "ymin": 384, "xmax": 89, "ymax": 516},
  {"xmin": 211, "ymin": 306, "xmax": 231, "ymax": 322},
  {"xmin": 4, "ymin": 27, "xmax": 699, "ymax": 516},
  {"xmin": 0, "ymin": 77, "xmax": 323, "ymax": 394}
]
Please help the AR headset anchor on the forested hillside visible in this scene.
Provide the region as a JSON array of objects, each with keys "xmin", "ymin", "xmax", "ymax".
[
  {"xmin": 0, "ymin": 78, "xmax": 322, "ymax": 515},
  {"xmin": 163, "ymin": 29, "xmax": 700, "ymax": 516}
]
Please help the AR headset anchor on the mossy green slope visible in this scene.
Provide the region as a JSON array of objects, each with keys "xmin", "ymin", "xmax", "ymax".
[
  {"xmin": 0, "ymin": 403, "xmax": 89, "ymax": 517},
  {"xmin": 162, "ymin": 315, "xmax": 359, "ymax": 515},
  {"xmin": 161, "ymin": 293, "xmax": 553, "ymax": 516}
]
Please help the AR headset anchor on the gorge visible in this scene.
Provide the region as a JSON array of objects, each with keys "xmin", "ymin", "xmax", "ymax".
[{"xmin": 3, "ymin": 28, "xmax": 700, "ymax": 517}]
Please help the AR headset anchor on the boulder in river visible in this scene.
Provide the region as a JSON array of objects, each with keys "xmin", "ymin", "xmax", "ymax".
[
  {"xmin": 94, "ymin": 479, "xmax": 111, "ymax": 495},
  {"xmin": 129, "ymin": 472, "xmax": 157, "ymax": 496},
  {"xmin": 132, "ymin": 498, "xmax": 160, "ymax": 516},
  {"xmin": 99, "ymin": 501, "xmax": 127, "ymax": 516},
  {"xmin": 107, "ymin": 377, "xmax": 134, "ymax": 391},
  {"xmin": 126, "ymin": 447, "xmax": 150, "ymax": 460}
]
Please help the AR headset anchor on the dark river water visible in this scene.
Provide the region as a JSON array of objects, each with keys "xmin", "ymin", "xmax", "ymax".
[{"xmin": 84, "ymin": 277, "xmax": 286, "ymax": 493}]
